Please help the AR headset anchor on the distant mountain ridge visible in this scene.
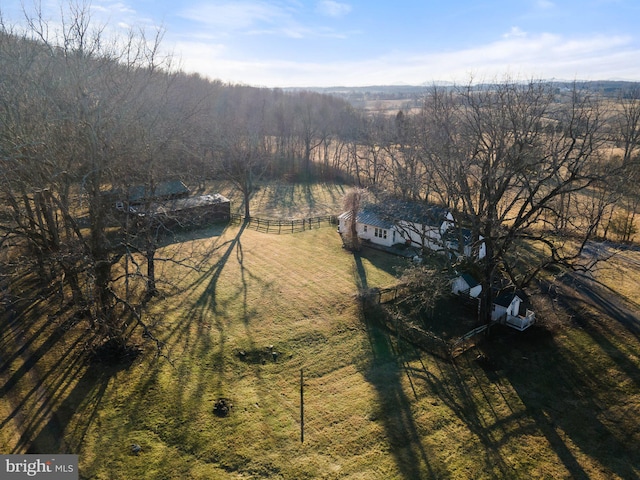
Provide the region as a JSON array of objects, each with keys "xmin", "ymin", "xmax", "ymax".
[{"xmin": 288, "ymin": 80, "xmax": 640, "ymax": 105}]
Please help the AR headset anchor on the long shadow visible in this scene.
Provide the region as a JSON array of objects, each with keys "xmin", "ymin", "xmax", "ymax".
[
  {"xmin": 179, "ymin": 221, "xmax": 249, "ymax": 316},
  {"xmin": 0, "ymin": 307, "xmax": 75, "ymax": 382},
  {"xmin": 321, "ymin": 182, "xmax": 345, "ymax": 208},
  {"xmin": 563, "ymin": 272, "xmax": 640, "ymax": 339},
  {"xmin": 553, "ymin": 273, "xmax": 640, "ymax": 390},
  {"xmin": 351, "ymin": 247, "xmax": 405, "ymax": 293},
  {"xmin": 355, "ymin": 246, "xmax": 448, "ymax": 476},
  {"xmin": 359, "ymin": 244, "xmax": 406, "ymax": 276},
  {"xmin": 265, "ymin": 183, "xmax": 296, "ymax": 215},
  {"xmin": 1, "ymin": 331, "xmax": 88, "ymax": 436},
  {"xmin": 19, "ymin": 356, "xmax": 132, "ymax": 454},
  {"xmin": 0, "ymin": 295, "xmax": 131, "ymax": 455},
  {"xmin": 484, "ymin": 323, "xmax": 640, "ymax": 479},
  {"xmin": 405, "ymin": 350, "xmax": 514, "ymax": 478},
  {"xmin": 362, "ymin": 313, "xmax": 445, "ymax": 478},
  {"xmin": 0, "ymin": 313, "xmax": 81, "ymax": 399},
  {"xmin": 302, "ymin": 182, "xmax": 317, "ymax": 213},
  {"xmin": 155, "ymin": 222, "xmax": 228, "ymax": 248},
  {"xmin": 157, "ymin": 221, "xmax": 251, "ymax": 414},
  {"xmin": 353, "ymin": 252, "xmax": 368, "ymax": 291}
]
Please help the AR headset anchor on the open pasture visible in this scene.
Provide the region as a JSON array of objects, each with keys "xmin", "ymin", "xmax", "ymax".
[{"xmin": 1, "ymin": 182, "xmax": 640, "ymax": 479}]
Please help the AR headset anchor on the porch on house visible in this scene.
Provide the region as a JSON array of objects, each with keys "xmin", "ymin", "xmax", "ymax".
[{"xmin": 503, "ymin": 310, "xmax": 535, "ymax": 331}]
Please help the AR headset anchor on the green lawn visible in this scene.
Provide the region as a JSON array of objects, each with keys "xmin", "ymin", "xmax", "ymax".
[{"xmin": 2, "ymin": 182, "xmax": 640, "ymax": 479}]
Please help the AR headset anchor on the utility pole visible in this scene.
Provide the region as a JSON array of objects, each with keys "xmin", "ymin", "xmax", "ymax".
[{"xmin": 300, "ymin": 368, "xmax": 304, "ymax": 443}]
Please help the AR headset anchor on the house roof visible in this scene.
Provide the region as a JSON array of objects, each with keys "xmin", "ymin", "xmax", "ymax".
[
  {"xmin": 127, "ymin": 180, "xmax": 190, "ymax": 203},
  {"xmin": 387, "ymin": 201, "xmax": 448, "ymax": 227},
  {"xmin": 340, "ymin": 201, "xmax": 448, "ymax": 230},
  {"xmin": 358, "ymin": 209, "xmax": 394, "ymax": 229},
  {"xmin": 460, "ymin": 273, "xmax": 480, "ymax": 288},
  {"xmin": 132, "ymin": 194, "xmax": 230, "ymax": 216},
  {"xmin": 493, "ymin": 290, "xmax": 524, "ymax": 308},
  {"xmin": 339, "ymin": 209, "xmax": 394, "ymax": 229}
]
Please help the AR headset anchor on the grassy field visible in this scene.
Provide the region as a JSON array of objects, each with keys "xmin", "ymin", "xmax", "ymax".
[{"xmin": 2, "ymin": 182, "xmax": 640, "ymax": 479}]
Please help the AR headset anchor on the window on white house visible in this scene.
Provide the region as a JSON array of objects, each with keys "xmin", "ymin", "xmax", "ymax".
[
  {"xmin": 374, "ymin": 228, "xmax": 387, "ymax": 239},
  {"xmin": 363, "ymin": 225, "xmax": 367, "ymax": 233}
]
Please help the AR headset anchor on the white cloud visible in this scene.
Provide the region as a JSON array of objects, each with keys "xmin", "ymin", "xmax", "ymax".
[
  {"xmin": 178, "ymin": 1, "xmax": 335, "ymax": 40},
  {"xmin": 179, "ymin": 1, "xmax": 291, "ymax": 31},
  {"xmin": 503, "ymin": 27, "xmax": 527, "ymax": 39},
  {"xmin": 177, "ymin": 1, "xmax": 352, "ymax": 40},
  {"xmin": 173, "ymin": 30, "xmax": 640, "ymax": 87},
  {"xmin": 91, "ymin": 2, "xmax": 137, "ymax": 16},
  {"xmin": 535, "ymin": 0, "xmax": 555, "ymax": 9},
  {"xmin": 316, "ymin": 1, "xmax": 352, "ymax": 18}
]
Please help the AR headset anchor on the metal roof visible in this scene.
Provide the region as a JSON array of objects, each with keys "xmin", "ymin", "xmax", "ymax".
[
  {"xmin": 339, "ymin": 209, "xmax": 393, "ymax": 229},
  {"xmin": 127, "ymin": 180, "xmax": 190, "ymax": 203},
  {"xmin": 460, "ymin": 273, "xmax": 480, "ymax": 288},
  {"xmin": 340, "ymin": 201, "xmax": 448, "ymax": 230}
]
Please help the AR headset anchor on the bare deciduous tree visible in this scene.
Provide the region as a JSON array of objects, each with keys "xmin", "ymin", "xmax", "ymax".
[
  {"xmin": 342, "ymin": 187, "xmax": 367, "ymax": 251},
  {"xmin": 0, "ymin": 2, "xmax": 180, "ymax": 353},
  {"xmin": 412, "ymin": 80, "xmax": 616, "ymax": 324}
]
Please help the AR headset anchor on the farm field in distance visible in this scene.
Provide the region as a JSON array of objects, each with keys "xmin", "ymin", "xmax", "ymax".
[{"xmin": 1, "ymin": 182, "xmax": 640, "ymax": 479}]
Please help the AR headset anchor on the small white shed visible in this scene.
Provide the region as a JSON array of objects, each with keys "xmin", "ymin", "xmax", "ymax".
[
  {"xmin": 451, "ymin": 273, "xmax": 482, "ymax": 298},
  {"xmin": 492, "ymin": 291, "xmax": 535, "ymax": 331},
  {"xmin": 492, "ymin": 293, "xmax": 522, "ymax": 321}
]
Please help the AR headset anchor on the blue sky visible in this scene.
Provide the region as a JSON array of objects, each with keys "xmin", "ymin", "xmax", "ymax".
[{"xmin": 3, "ymin": 0, "xmax": 640, "ymax": 87}]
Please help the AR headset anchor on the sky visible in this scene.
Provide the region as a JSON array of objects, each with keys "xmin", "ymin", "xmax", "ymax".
[{"xmin": 2, "ymin": 0, "xmax": 640, "ymax": 88}]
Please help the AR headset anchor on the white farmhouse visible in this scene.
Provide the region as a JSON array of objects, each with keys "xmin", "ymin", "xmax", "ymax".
[
  {"xmin": 337, "ymin": 208, "xmax": 398, "ymax": 247},
  {"xmin": 338, "ymin": 202, "xmax": 484, "ymax": 259}
]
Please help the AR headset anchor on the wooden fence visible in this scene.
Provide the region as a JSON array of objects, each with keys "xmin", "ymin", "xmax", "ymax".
[
  {"xmin": 229, "ymin": 214, "xmax": 337, "ymax": 233},
  {"xmin": 362, "ymin": 283, "xmax": 496, "ymax": 359},
  {"xmin": 362, "ymin": 284, "xmax": 410, "ymax": 304},
  {"xmin": 448, "ymin": 324, "xmax": 489, "ymax": 357}
]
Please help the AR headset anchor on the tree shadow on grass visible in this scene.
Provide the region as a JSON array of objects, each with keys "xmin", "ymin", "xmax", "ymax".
[
  {"xmin": 361, "ymin": 308, "xmax": 447, "ymax": 479},
  {"xmin": 21, "ymin": 355, "xmax": 135, "ymax": 454},
  {"xmin": 351, "ymin": 247, "xmax": 404, "ymax": 293},
  {"xmin": 483, "ymin": 323, "xmax": 640, "ymax": 480},
  {"xmin": 561, "ymin": 272, "xmax": 640, "ymax": 344},
  {"xmin": 182, "ymin": 221, "xmax": 249, "ymax": 322},
  {"xmin": 261, "ymin": 182, "xmax": 296, "ymax": 217},
  {"xmin": 0, "ymin": 293, "xmax": 133, "ymax": 455},
  {"xmin": 402, "ymin": 342, "xmax": 515, "ymax": 478},
  {"xmin": 155, "ymin": 222, "xmax": 228, "ymax": 248},
  {"xmin": 352, "ymin": 253, "xmax": 368, "ymax": 291},
  {"xmin": 150, "ymin": 221, "xmax": 257, "ymax": 421},
  {"xmin": 302, "ymin": 182, "xmax": 317, "ymax": 214}
]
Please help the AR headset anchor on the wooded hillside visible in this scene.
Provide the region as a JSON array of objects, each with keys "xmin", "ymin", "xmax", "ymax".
[{"xmin": 1, "ymin": 5, "xmax": 640, "ymax": 349}]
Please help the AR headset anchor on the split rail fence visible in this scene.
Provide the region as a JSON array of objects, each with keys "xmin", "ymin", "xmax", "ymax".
[{"xmin": 229, "ymin": 214, "xmax": 337, "ymax": 233}]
